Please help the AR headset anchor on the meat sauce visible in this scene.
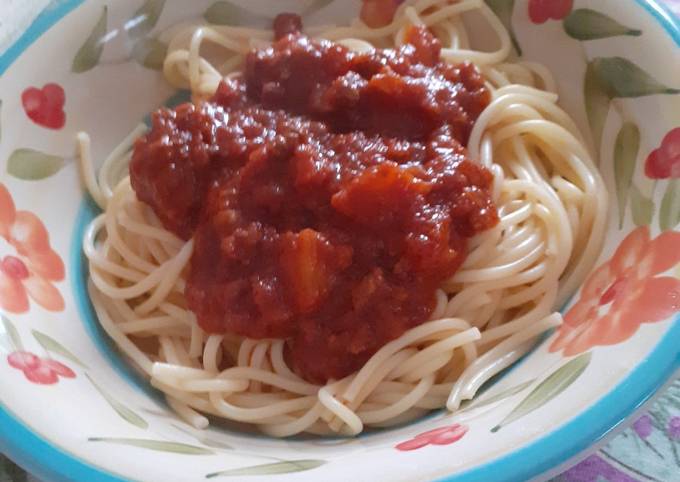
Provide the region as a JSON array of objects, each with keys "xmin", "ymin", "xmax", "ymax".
[{"xmin": 130, "ymin": 15, "xmax": 498, "ymax": 382}]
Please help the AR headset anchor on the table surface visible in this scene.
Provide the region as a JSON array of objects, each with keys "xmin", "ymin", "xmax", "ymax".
[{"xmin": 1, "ymin": 1, "xmax": 680, "ymax": 481}]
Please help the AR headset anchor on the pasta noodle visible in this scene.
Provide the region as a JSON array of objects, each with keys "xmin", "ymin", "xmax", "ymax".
[{"xmin": 78, "ymin": 0, "xmax": 607, "ymax": 436}]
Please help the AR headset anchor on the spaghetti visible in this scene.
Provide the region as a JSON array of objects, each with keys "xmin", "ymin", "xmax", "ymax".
[{"xmin": 79, "ymin": 0, "xmax": 607, "ymax": 436}]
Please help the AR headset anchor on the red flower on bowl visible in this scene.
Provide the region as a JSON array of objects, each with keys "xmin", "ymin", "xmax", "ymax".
[
  {"xmin": 360, "ymin": 0, "xmax": 405, "ymax": 28},
  {"xmin": 529, "ymin": 0, "xmax": 573, "ymax": 24},
  {"xmin": 395, "ymin": 423, "xmax": 468, "ymax": 451},
  {"xmin": 7, "ymin": 351, "xmax": 75, "ymax": 385},
  {"xmin": 21, "ymin": 83, "xmax": 66, "ymax": 130},
  {"xmin": 0, "ymin": 184, "xmax": 65, "ymax": 313},
  {"xmin": 550, "ymin": 227, "xmax": 680, "ymax": 356},
  {"xmin": 645, "ymin": 128, "xmax": 680, "ymax": 179}
]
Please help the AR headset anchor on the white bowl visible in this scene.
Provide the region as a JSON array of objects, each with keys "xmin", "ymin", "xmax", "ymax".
[{"xmin": 1, "ymin": 1, "xmax": 679, "ymax": 481}]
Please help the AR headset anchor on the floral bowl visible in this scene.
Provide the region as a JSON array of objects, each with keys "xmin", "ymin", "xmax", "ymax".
[{"xmin": 0, "ymin": 1, "xmax": 679, "ymax": 481}]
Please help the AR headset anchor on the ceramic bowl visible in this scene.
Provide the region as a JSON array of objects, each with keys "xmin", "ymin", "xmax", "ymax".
[{"xmin": 1, "ymin": 1, "xmax": 679, "ymax": 481}]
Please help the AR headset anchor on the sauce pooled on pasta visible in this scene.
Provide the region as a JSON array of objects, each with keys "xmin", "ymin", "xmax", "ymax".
[{"xmin": 130, "ymin": 15, "xmax": 498, "ymax": 382}]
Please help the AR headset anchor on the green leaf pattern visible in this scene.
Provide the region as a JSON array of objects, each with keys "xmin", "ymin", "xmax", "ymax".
[
  {"xmin": 459, "ymin": 379, "xmax": 535, "ymax": 413},
  {"xmin": 204, "ymin": 2, "xmax": 236, "ymax": 24},
  {"xmin": 564, "ymin": 9, "xmax": 641, "ymax": 40},
  {"xmin": 32, "ymin": 330, "xmax": 87, "ymax": 368},
  {"xmin": 207, "ymin": 460, "xmax": 327, "ymax": 478},
  {"xmin": 659, "ymin": 180, "xmax": 680, "ymax": 231},
  {"xmin": 131, "ymin": 37, "xmax": 168, "ymax": 70},
  {"xmin": 590, "ymin": 57, "xmax": 680, "ymax": 98},
  {"xmin": 584, "ymin": 61, "xmax": 611, "ymax": 161},
  {"xmin": 585, "ymin": 57, "xmax": 679, "ymax": 166},
  {"xmin": 614, "ymin": 123, "xmax": 640, "ymax": 228},
  {"xmin": 1, "ymin": 316, "xmax": 22, "ymax": 352},
  {"xmin": 127, "ymin": 0, "xmax": 166, "ymax": 39},
  {"xmin": 72, "ymin": 6, "xmax": 108, "ymax": 73},
  {"xmin": 203, "ymin": 2, "xmax": 263, "ymax": 25},
  {"xmin": 303, "ymin": 0, "xmax": 334, "ymax": 16},
  {"xmin": 6, "ymin": 149, "xmax": 64, "ymax": 180},
  {"xmin": 492, "ymin": 353, "xmax": 591, "ymax": 432},
  {"xmin": 88, "ymin": 438, "xmax": 214, "ymax": 455},
  {"xmin": 86, "ymin": 374, "xmax": 148, "ymax": 429},
  {"xmin": 565, "ymin": 5, "xmax": 680, "ymax": 203},
  {"xmin": 171, "ymin": 424, "xmax": 233, "ymax": 450},
  {"xmin": 630, "ymin": 184, "xmax": 655, "ymax": 226}
]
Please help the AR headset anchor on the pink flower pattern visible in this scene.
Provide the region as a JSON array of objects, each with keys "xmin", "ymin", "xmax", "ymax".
[
  {"xmin": 0, "ymin": 184, "xmax": 65, "ymax": 313},
  {"xmin": 550, "ymin": 227, "xmax": 680, "ymax": 356},
  {"xmin": 395, "ymin": 424, "xmax": 468, "ymax": 451},
  {"xmin": 7, "ymin": 351, "xmax": 75, "ymax": 385}
]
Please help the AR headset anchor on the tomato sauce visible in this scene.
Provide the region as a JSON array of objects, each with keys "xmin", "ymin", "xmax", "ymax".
[{"xmin": 130, "ymin": 16, "xmax": 498, "ymax": 382}]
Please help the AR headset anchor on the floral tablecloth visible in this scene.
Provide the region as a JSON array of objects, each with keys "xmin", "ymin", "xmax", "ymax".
[{"xmin": 1, "ymin": 0, "xmax": 680, "ymax": 481}]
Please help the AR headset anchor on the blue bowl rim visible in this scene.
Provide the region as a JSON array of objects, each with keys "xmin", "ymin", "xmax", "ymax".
[{"xmin": 0, "ymin": 1, "xmax": 678, "ymax": 481}]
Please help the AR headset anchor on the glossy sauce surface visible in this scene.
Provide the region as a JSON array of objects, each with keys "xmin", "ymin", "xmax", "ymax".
[{"xmin": 130, "ymin": 18, "xmax": 497, "ymax": 382}]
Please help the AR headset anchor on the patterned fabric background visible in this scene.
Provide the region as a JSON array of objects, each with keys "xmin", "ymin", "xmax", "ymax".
[
  {"xmin": 554, "ymin": 380, "xmax": 680, "ymax": 482},
  {"xmin": 0, "ymin": 1, "xmax": 679, "ymax": 481}
]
